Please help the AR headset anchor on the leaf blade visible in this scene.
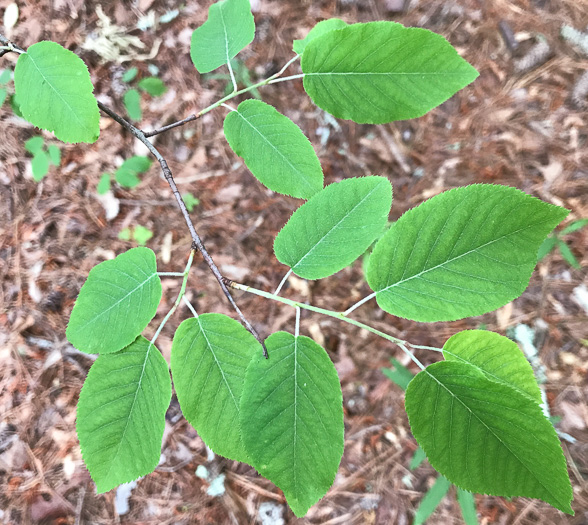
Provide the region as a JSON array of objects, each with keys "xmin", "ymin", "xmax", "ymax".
[{"xmin": 293, "ymin": 18, "xmax": 347, "ymax": 55}]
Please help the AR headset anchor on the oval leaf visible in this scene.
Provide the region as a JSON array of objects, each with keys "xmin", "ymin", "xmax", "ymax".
[
  {"xmin": 405, "ymin": 361, "xmax": 573, "ymax": 514},
  {"xmin": 67, "ymin": 248, "xmax": 162, "ymax": 354},
  {"xmin": 14, "ymin": 41, "xmax": 100, "ymax": 143},
  {"xmin": 77, "ymin": 336, "xmax": 172, "ymax": 493},
  {"xmin": 240, "ymin": 332, "xmax": 344, "ymax": 517},
  {"xmin": 367, "ymin": 184, "xmax": 568, "ymax": 322},
  {"xmin": 293, "ymin": 18, "xmax": 347, "ymax": 55},
  {"xmin": 190, "ymin": 0, "xmax": 255, "ymax": 74},
  {"xmin": 170, "ymin": 314, "xmax": 262, "ymax": 463},
  {"xmin": 301, "ymin": 21, "xmax": 479, "ymax": 124},
  {"xmin": 274, "ymin": 176, "xmax": 392, "ymax": 280},
  {"xmin": 224, "ymin": 100, "xmax": 323, "ymax": 199},
  {"xmin": 444, "ymin": 330, "xmax": 542, "ymax": 403}
]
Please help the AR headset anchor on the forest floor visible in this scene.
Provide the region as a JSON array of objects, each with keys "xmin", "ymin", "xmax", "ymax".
[{"xmin": 1, "ymin": 0, "xmax": 587, "ymax": 524}]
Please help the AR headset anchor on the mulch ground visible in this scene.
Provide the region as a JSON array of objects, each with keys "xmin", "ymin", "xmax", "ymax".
[{"xmin": 1, "ymin": 0, "xmax": 587, "ymax": 523}]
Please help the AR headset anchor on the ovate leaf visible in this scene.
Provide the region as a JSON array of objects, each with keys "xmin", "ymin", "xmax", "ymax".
[
  {"xmin": 171, "ymin": 314, "xmax": 262, "ymax": 463},
  {"xmin": 66, "ymin": 247, "xmax": 162, "ymax": 354},
  {"xmin": 224, "ymin": 100, "xmax": 323, "ymax": 199},
  {"xmin": 14, "ymin": 41, "xmax": 100, "ymax": 143},
  {"xmin": 443, "ymin": 330, "xmax": 541, "ymax": 403},
  {"xmin": 190, "ymin": 0, "xmax": 255, "ymax": 74},
  {"xmin": 123, "ymin": 88, "xmax": 142, "ymax": 121},
  {"xmin": 301, "ymin": 21, "xmax": 479, "ymax": 124},
  {"xmin": 405, "ymin": 361, "xmax": 573, "ymax": 514},
  {"xmin": 274, "ymin": 176, "xmax": 392, "ymax": 279},
  {"xmin": 367, "ymin": 184, "xmax": 568, "ymax": 322},
  {"xmin": 24, "ymin": 135, "xmax": 44, "ymax": 154},
  {"xmin": 31, "ymin": 151, "xmax": 50, "ymax": 182},
  {"xmin": 77, "ymin": 336, "xmax": 172, "ymax": 493},
  {"xmin": 240, "ymin": 332, "xmax": 344, "ymax": 517},
  {"xmin": 293, "ymin": 18, "xmax": 347, "ymax": 55}
]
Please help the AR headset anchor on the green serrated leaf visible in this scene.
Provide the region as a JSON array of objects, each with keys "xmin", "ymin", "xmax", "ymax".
[
  {"xmin": 31, "ymin": 151, "xmax": 50, "ymax": 182},
  {"xmin": 414, "ymin": 475, "xmax": 451, "ymax": 525},
  {"xmin": 190, "ymin": 0, "xmax": 255, "ymax": 74},
  {"xmin": 224, "ymin": 100, "xmax": 324, "ymax": 199},
  {"xmin": 457, "ymin": 488, "xmax": 479, "ymax": 525},
  {"xmin": 405, "ymin": 361, "xmax": 573, "ymax": 514},
  {"xmin": 301, "ymin": 21, "xmax": 479, "ymax": 124},
  {"xmin": 77, "ymin": 336, "xmax": 172, "ymax": 493},
  {"xmin": 123, "ymin": 88, "xmax": 142, "ymax": 121},
  {"xmin": 122, "ymin": 67, "xmax": 138, "ymax": 83},
  {"xmin": 293, "ymin": 18, "xmax": 348, "ymax": 55},
  {"xmin": 274, "ymin": 176, "xmax": 392, "ymax": 280},
  {"xmin": 561, "ymin": 218, "xmax": 588, "ymax": 235},
  {"xmin": 24, "ymin": 135, "xmax": 45, "ymax": 154},
  {"xmin": 182, "ymin": 192, "xmax": 200, "ymax": 212},
  {"xmin": 171, "ymin": 314, "xmax": 262, "ymax": 463},
  {"xmin": 240, "ymin": 332, "xmax": 344, "ymax": 517},
  {"xmin": 537, "ymin": 235, "xmax": 557, "ymax": 261},
  {"xmin": 97, "ymin": 173, "xmax": 111, "ymax": 195},
  {"xmin": 367, "ymin": 184, "xmax": 568, "ymax": 322},
  {"xmin": 0, "ymin": 69, "xmax": 12, "ymax": 84},
  {"xmin": 443, "ymin": 330, "xmax": 542, "ymax": 403},
  {"xmin": 47, "ymin": 144, "xmax": 61, "ymax": 166},
  {"xmin": 14, "ymin": 41, "xmax": 100, "ymax": 143},
  {"xmin": 66, "ymin": 247, "xmax": 162, "ymax": 354},
  {"xmin": 556, "ymin": 239, "xmax": 581, "ymax": 269},
  {"xmin": 138, "ymin": 77, "xmax": 167, "ymax": 96}
]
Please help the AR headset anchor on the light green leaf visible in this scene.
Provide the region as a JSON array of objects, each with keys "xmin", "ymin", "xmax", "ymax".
[
  {"xmin": 31, "ymin": 151, "xmax": 50, "ymax": 182},
  {"xmin": 66, "ymin": 247, "xmax": 162, "ymax": 354},
  {"xmin": 133, "ymin": 225, "xmax": 153, "ymax": 246},
  {"xmin": 457, "ymin": 488, "xmax": 479, "ymax": 525},
  {"xmin": 10, "ymin": 93, "xmax": 23, "ymax": 117},
  {"xmin": 224, "ymin": 100, "xmax": 323, "ymax": 199},
  {"xmin": 77, "ymin": 336, "xmax": 172, "ymax": 493},
  {"xmin": 190, "ymin": 0, "xmax": 255, "ymax": 74},
  {"xmin": 171, "ymin": 314, "xmax": 261, "ymax": 463},
  {"xmin": 537, "ymin": 235, "xmax": 556, "ymax": 261},
  {"xmin": 443, "ymin": 330, "xmax": 541, "ymax": 403},
  {"xmin": 561, "ymin": 218, "xmax": 588, "ymax": 235},
  {"xmin": 123, "ymin": 88, "xmax": 142, "ymax": 121},
  {"xmin": 47, "ymin": 144, "xmax": 61, "ymax": 166},
  {"xmin": 556, "ymin": 239, "xmax": 580, "ymax": 269},
  {"xmin": 138, "ymin": 77, "xmax": 167, "ymax": 96},
  {"xmin": 274, "ymin": 176, "xmax": 392, "ymax": 280},
  {"xmin": 293, "ymin": 18, "xmax": 347, "ymax": 55},
  {"xmin": 118, "ymin": 227, "xmax": 131, "ymax": 241},
  {"xmin": 409, "ymin": 446, "xmax": 427, "ymax": 470},
  {"xmin": 97, "ymin": 173, "xmax": 111, "ymax": 195},
  {"xmin": 414, "ymin": 475, "xmax": 451, "ymax": 525},
  {"xmin": 122, "ymin": 67, "xmax": 138, "ymax": 83},
  {"xmin": 182, "ymin": 192, "xmax": 200, "ymax": 212},
  {"xmin": 0, "ymin": 69, "xmax": 12, "ymax": 84},
  {"xmin": 14, "ymin": 41, "xmax": 100, "ymax": 143},
  {"xmin": 24, "ymin": 135, "xmax": 44, "ymax": 154},
  {"xmin": 240, "ymin": 332, "xmax": 344, "ymax": 517},
  {"xmin": 301, "ymin": 21, "xmax": 479, "ymax": 124},
  {"xmin": 405, "ymin": 361, "xmax": 573, "ymax": 514},
  {"xmin": 115, "ymin": 156, "xmax": 152, "ymax": 188},
  {"xmin": 367, "ymin": 184, "xmax": 568, "ymax": 322}
]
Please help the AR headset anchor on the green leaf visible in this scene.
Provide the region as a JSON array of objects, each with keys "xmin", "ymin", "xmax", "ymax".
[
  {"xmin": 123, "ymin": 89, "xmax": 142, "ymax": 121},
  {"xmin": 405, "ymin": 361, "xmax": 573, "ymax": 514},
  {"xmin": 457, "ymin": 488, "xmax": 479, "ymax": 525},
  {"xmin": 138, "ymin": 77, "xmax": 167, "ymax": 96},
  {"xmin": 115, "ymin": 156, "xmax": 152, "ymax": 188},
  {"xmin": 47, "ymin": 144, "xmax": 61, "ymax": 166},
  {"xmin": 556, "ymin": 239, "xmax": 581, "ymax": 269},
  {"xmin": 301, "ymin": 21, "xmax": 479, "ymax": 124},
  {"xmin": 561, "ymin": 218, "xmax": 588, "ymax": 235},
  {"xmin": 443, "ymin": 330, "xmax": 541, "ymax": 403},
  {"xmin": 367, "ymin": 184, "xmax": 568, "ymax": 322},
  {"xmin": 293, "ymin": 18, "xmax": 348, "ymax": 55},
  {"xmin": 0, "ymin": 69, "xmax": 12, "ymax": 84},
  {"xmin": 182, "ymin": 192, "xmax": 200, "ymax": 212},
  {"xmin": 382, "ymin": 358, "xmax": 414, "ymax": 391},
  {"xmin": 24, "ymin": 135, "xmax": 44, "ymax": 154},
  {"xmin": 66, "ymin": 247, "xmax": 162, "ymax": 354},
  {"xmin": 14, "ymin": 41, "xmax": 100, "ymax": 143},
  {"xmin": 414, "ymin": 475, "xmax": 451, "ymax": 525},
  {"xmin": 133, "ymin": 225, "xmax": 153, "ymax": 246},
  {"xmin": 409, "ymin": 446, "xmax": 427, "ymax": 470},
  {"xmin": 122, "ymin": 67, "xmax": 138, "ymax": 83},
  {"xmin": 274, "ymin": 176, "xmax": 392, "ymax": 280},
  {"xmin": 77, "ymin": 336, "xmax": 172, "ymax": 493},
  {"xmin": 537, "ymin": 235, "xmax": 556, "ymax": 261},
  {"xmin": 10, "ymin": 93, "xmax": 23, "ymax": 117},
  {"xmin": 240, "ymin": 332, "xmax": 344, "ymax": 517},
  {"xmin": 0, "ymin": 88, "xmax": 6, "ymax": 108},
  {"xmin": 118, "ymin": 227, "xmax": 131, "ymax": 241},
  {"xmin": 31, "ymin": 151, "xmax": 50, "ymax": 182},
  {"xmin": 190, "ymin": 0, "xmax": 255, "ymax": 74},
  {"xmin": 97, "ymin": 173, "xmax": 111, "ymax": 195},
  {"xmin": 224, "ymin": 100, "xmax": 324, "ymax": 199},
  {"xmin": 171, "ymin": 314, "xmax": 262, "ymax": 463}
]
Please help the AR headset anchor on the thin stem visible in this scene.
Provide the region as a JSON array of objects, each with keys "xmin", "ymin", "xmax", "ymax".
[
  {"xmin": 158, "ymin": 272, "xmax": 186, "ymax": 277},
  {"xmin": 182, "ymin": 295, "xmax": 199, "ymax": 318},
  {"xmin": 269, "ymin": 54, "xmax": 300, "ymax": 79},
  {"xmin": 274, "ymin": 268, "xmax": 293, "ymax": 296},
  {"xmin": 344, "ymin": 291, "xmax": 377, "ymax": 316},
  {"xmin": 267, "ymin": 73, "xmax": 305, "ymax": 85},
  {"xmin": 221, "ymin": 103, "xmax": 237, "ymax": 112},
  {"xmin": 295, "ymin": 306, "xmax": 301, "ymax": 338},
  {"xmin": 227, "ymin": 60, "xmax": 238, "ymax": 93},
  {"xmin": 97, "ymin": 101, "xmax": 266, "ymax": 357}
]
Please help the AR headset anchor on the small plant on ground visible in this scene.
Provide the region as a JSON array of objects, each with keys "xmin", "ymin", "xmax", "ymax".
[{"xmin": 1, "ymin": 0, "xmax": 576, "ymax": 519}]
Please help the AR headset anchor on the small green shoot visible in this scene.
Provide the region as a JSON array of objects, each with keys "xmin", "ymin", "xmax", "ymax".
[
  {"xmin": 539, "ymin": 219, "xmax": 587, "ymax": 269},
  {"xmin": 182, "ymin": 193, "xmax": 200, "ymax": 212}
]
